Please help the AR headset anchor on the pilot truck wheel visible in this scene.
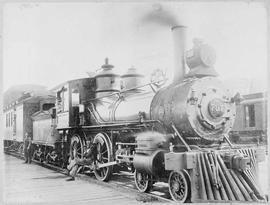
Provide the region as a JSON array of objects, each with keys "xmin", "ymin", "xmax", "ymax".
[
  {"xmin": 168, "ymin": 170, "xmax": 191, "ymax": 202},
  {"xmin": 134, "ymin": 169, "xmax": 153, "ymax": 193}
]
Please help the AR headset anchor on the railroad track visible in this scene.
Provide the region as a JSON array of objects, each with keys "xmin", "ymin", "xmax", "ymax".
[{"xmin": 4, "ymin": 150, "xmax": 173, "ymax": 203}]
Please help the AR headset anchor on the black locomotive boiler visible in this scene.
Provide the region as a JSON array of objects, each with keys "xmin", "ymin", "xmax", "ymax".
[{"xmin": 3, "ymin": 25, "xmax": 266, "ymax": 203}]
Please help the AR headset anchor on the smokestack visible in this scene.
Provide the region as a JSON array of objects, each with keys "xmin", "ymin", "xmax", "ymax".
[{"xmin": 171, "ymin": 25, "xmax": 187, "ymax": 83}]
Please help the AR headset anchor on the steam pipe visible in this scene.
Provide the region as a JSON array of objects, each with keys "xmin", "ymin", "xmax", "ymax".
[{"xmin": 171, "ymin": 25, "xmax": 187, "ymax": 83}]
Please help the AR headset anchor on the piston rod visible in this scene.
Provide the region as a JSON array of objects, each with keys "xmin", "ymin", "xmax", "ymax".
[{"xmin": 171, "ymin": 124, "xmax": 191, "ymax": 151}]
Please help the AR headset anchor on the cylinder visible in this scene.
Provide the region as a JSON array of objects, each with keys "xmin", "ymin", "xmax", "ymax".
[
  {"xmin": 171, "ymin": 25, "xmax": 187, "ymax": 83},
  {"xmin": 133, "ymin": 150, "xmax": 166, "ymax": 176}
]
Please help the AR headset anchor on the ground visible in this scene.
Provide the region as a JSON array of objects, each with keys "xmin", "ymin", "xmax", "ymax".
[
  {"xmin": 258, "ymin": 154, "xmax": 269, "ymax": 197},
  {"xmin": 2, "ymin": 154, "xmax": 168, "ymax": 205},
  {"xmin": 1, "ymin": 152, "xmax": 269, "ymax": 204}
]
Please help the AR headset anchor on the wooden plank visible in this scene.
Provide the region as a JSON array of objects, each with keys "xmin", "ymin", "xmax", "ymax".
[{"xmin": 3, "ymin": 154, "xmax": 140, "ymax": 204}]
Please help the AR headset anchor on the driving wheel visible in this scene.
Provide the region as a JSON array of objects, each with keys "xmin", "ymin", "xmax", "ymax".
[
  {"xmin": 69, "ymin": 134, "xmax": 84, "ymax": 162},
  {"xmin": 93, "ymin": 133, "xmax": 113, "ymax": 181}
]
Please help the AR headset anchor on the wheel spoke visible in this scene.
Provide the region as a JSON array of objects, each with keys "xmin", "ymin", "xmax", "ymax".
[
  {"xmin": 97, "ymin": 144, "xmax": 101, "ymax": 152},
  {"xmin": 101, "ymin": 150, "xmax": 108, "ymax": 155},
  {"xmin": 99, "ymin": 169, "xmax": 104, "ymax": 177},
  {"xmin": 100, "ymin": 143, "xmax": 103, "ymax": 149},
  {"xmin": 102, "ymin": 168, "xmax": 106, "ymax": 177}
]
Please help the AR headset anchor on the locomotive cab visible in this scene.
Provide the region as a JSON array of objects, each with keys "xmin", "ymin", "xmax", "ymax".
[{"xmin": 53, "ymin": 78, "xmax": 95, "ymax": 129}]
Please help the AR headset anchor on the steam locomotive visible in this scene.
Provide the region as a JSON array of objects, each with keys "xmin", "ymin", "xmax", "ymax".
[{"xmin": 3, "ymin": 26, "xmax": 266, "ymax": 203}]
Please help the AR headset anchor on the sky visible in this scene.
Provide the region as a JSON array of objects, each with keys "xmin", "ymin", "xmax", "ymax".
[{"xmin": 3, "ymin": 2, "xmax": 268, "ymax": 94}]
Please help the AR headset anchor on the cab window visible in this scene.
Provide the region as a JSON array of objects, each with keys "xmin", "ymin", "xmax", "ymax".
[
  {"xmin": 63, "ymin": 89, "xmax": 69, "ymax": 111},
  {"xmin": 71, "ymin": 89, "xmax": 80, "ymax": 107},
  {"xmin": 57, "ymin": 87, "xmax": 69, "ymax": 112},
  {"xmin": 42, "ymin": 103, "xmax": 55, "ymax": 111}
]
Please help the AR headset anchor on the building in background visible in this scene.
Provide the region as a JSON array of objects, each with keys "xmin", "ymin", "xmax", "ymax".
[{"xmin": 230, "ymin": 92, "xmax": 267, "ymax": 145}]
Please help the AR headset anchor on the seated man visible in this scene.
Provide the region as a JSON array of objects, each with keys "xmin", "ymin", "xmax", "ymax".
[{"xmin": 67, "ymin": 142, "xmax": 97, "ymax": 181}]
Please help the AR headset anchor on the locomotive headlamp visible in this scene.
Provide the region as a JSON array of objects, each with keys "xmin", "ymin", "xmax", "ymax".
[
  {"xmin": 186, "ymin": 39, "xmax": 216, "ymax": 69},
  {"xmin": 185, "ymin": 39, "xmax": 218, "ymax": 77}
]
